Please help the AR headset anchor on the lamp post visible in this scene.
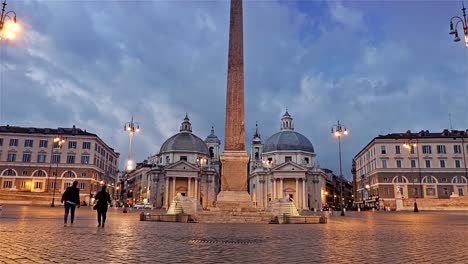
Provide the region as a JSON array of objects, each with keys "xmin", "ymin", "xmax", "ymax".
[
  {"xmin": 50, "ymin": 135, "xmax": 65, "ymax": 207},
  {"xmin": 124, "ymin": 116, "xmax": 140, "ymax": 172},
  {"xmin": 0, "ymin": 0, "xmax": 18, "ymax": 40},
  {"xmin": 449, "ymin": 2, "xmax": 468, "ymax": 47},
  {"xmin": 331, "ymin": 120, "xmax": 348, "ymax": 216},
  {"xmin": 403, "ymin": 140, "xmax": 421, "ymax": 212}
]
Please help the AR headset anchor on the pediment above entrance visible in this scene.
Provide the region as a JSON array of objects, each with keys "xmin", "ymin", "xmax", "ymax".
[
  {"xmin": 164, "ymin": 160, "xmax": 199, "ymax": 172},
  {"xmin": 271, "ymin": 161, "xmax": 307, "ymax": 173}
]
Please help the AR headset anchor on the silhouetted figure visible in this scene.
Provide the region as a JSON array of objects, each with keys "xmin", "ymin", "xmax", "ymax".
[
  {"xmin": 94, "ymin": 185, "xmax": 111, "ymax": 227},
  {"xmin": 61, "ymin": 180, "xmax": 80, "ymax": 226}
]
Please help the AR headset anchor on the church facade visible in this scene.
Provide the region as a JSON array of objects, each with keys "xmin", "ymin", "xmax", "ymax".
[
  {"xmin": 124, "ymin": 115, "xmax": 221, "ymax": 209},
  {"xmin": 248, "ymin": 111, "xmax": 327, "ymax": 211}
]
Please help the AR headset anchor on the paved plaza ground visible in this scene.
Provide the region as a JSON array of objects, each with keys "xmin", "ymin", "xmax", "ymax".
[{"xmin": 0, "ymin": 205, "xmax": 467, "ymax": 264}]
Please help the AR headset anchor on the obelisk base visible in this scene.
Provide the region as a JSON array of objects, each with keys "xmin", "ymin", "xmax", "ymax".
[{"xmin": 217, "ymin": 151, "xmax": 252, "ymax": 209}]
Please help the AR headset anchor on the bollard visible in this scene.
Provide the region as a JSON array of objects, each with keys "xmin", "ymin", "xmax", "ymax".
[
  {"xmin": 372, "ymin": 208, "xmax": 375, "ymax": 212},
  {"xmin": 358, "ymin": 207, "xmax": 360, "ymax": 212},
  {"xmin": 0, "ymin": 204, "xmax": 2, "ymax": 217},
  {"xmin": 123, "ymin": 205, "xmax": 128, "ymax": 213}
]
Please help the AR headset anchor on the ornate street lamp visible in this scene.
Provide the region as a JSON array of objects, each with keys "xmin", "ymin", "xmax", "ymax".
[
  {"xmin": 50, "ymin": 135, "xmax": 65, "ymax": 207},
  {"xmin": 403, "ymin": 139, "xmax": 421, "ymax": 212},
  {"xmin": 0, "ymin": 0, "xmax": 18, "ymax": 40},
  {"xmin": 124, "ymin": 116, "xmax": 140, "ymax": 172},
  {"xmin": 449, "ymin": 2, "xmax": 468, "ymax": 47},
  {"xmin": 331, "ymin": 120, "xmax": 348, "ymax": 216}
]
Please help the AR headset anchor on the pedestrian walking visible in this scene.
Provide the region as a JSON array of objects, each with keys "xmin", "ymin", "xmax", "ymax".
[
  {"xmin": 61, "ymin": 180, "xmax": 80, "ymax": 226},
  {"xmin": 94, "ymin": 185, "xmax": 111, "ymax": 228}
]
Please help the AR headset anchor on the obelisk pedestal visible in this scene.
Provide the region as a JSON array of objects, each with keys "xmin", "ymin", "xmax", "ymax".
[{"xmin": 216, "ymin": 0, "xmax": 252, "ymax": 210}]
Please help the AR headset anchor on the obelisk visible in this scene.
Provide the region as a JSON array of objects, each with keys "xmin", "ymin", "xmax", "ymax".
[{"xmin": 217, "ymin": 0, "xmax": 252, "ymax": 209}]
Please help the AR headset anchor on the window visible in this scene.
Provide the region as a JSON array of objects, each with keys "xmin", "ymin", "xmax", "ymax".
[
  {"xmin": 381, "ymin": 145, "xmax": 386, "ymax": 154},
  {"xmin": 440, "ymin": 160, "xmax": 446, "ymax": 168},
  {"xmin": 285, "ymin": 156, "xmax": 292, "ymax": 162},
  {"xmin": 424, "ymin": 176, "xmax": 436, "ymax": 183},
  {"xmin": 395, "ymin": 145, "xmax": 401, "ymax": 154},
  {"xmin": 383, "ymin": 177, "xmax": 388, "ymax": 182},
  {"xmin": 24, "ymin": 139, "xmax": 33, "ymax": 148},
  {"xmin": 34, "ymin": 182, "xmax": 43, "ymax": 189},
  {"xmin": 50, "ymin": 182, "xmax": 56, "ymax": 189},
  {"xmin": 9, "ymin": 139, "xmax": 18, "ymax": 147},
  {"xmin": 34, "ymin": 170, "xmax": 45, "ymax": 177},
  {"xmin": 22, "ymin": 153, "xmax": 31, "ymax": 162},
  {"xmin": 454, "ymin": 145, "xmax": 462, "ymax": 154},
  {"xmin": 436, "ymin": 145, "xmax": 446, "ymax": 154},
  {"xmin": 425, "ymin": 160, "xmax": 431, "ymax": 168},
  {"xmin": 411, "ymin": 160, "xmax": 417, "ymax": 168},
  {"xmin": 20, "ymin": 181, "xmax": 26, "ymax": 188},
  {"xmin": 4, "ymin": 169, "xmax": 16, "ymax": 176},
  {"xmin": 422, "ymin": 145, "xmax": 431, "ymax": 154},
  {"xmin": 81, "ymin": 155, "xmax": 90, "ymax": 164},
  {"xmin": 7, "ymin": 153, "xmax": 16, "ymax": 162},
  {"xmin": 455, "ymin": 159, "xmax": 461, "ymax": 168},
  {"xmin": 0, "ymin": 138, "xmax": 3, "ymax": 146},
  {"xmin": 410, "ymin": 146, "xmax": 415, "ymax": 154},
  {"xmin": 22, "ymin": 171, "xmax": 27, "ymax": 176},
  {"xmin": 3, "ymin": 181, "xmax": 12, "ymax": 188},
  {"xmin": 304, "ymin": 157, "xmax": 309, "ymax": 164},
  {"xmin": 66, "ymin": 155, "xmax": 75, "ymax": 164},
  {"xmin": 165, "ymin": 156, "xmax": 170, "ymax": 164},
  {"xmin": 443, "ymin": 187, "xmax": 449, "ymax": 195},
  {"xmin": 458, "ymin": 188, "xmax": 464, "ymax": 196},
  {"xmin": 37, "ymin": 154, "xmax": 46, "ymax": 163},
  {"xmin": 396, "ymin": 160, "xmax": 402, "ymax": 168},
  {"xmin": 81, "ymin": 172, "xmax": 87, "ymax": 177},
  {"xmin": 52, "ymin": 154, "xmax": 61, "ymax": 164},
  {"xmin": 180, "ymin": 156, "xmax": 187, "ymax": 161},
  {"xmin": 82, "ymin": 142, "xmax": 91, "ymax": 149},
  {"xmin": 384, "ymin": 187, "xmax": 389, "ymax": 195},
  {"xmin": 453, "ymin": 176, "xmax": 467, "ymax": 183},
  {"xmin": 68, "ymin": 141, "xmax": 77, "ymax": 149},
  {"xmin": 39, "ymin": 140, "xmax": 48, "ymax": 148},
  {"xmin": 65, "ymin": 182, "xmax": 72, "ymax": 188},
  {"xmin": 381, "ymin": 160, "xmax": 387, "ymax": 168},
  {"xmin": 79, "ymin": 183, "xmax": 85, "ymax": 189},
  {"xmin": 426, "ymin": 188, "xmax": 435, "ymax": 196},
  {"xmin": 64, "ymin": 171, "xmax": 75, "ymax": 178}
]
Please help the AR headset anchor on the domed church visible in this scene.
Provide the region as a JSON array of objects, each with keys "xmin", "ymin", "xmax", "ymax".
[
  {"xmin": 249, "ymin": 110, "xmax": 326, "ymax": 211},
  {"xmin": 125, "ymin": 114, "xmax": 221, "ymax": 209}
]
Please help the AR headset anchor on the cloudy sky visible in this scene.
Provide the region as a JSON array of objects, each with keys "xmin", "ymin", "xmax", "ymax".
[{"xmin": 2, "ymin": 0, "xmax": 467, "ymax": 179}]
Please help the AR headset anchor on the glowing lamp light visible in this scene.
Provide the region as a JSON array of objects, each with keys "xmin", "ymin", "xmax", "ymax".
[
  {"xmin": 365, "ymin": 184, "xmax": 370, "ymax": 189},
  {"xmin": 343, "ymin": 129, "xmax": 348, "ymax": 135},
  {"xmin": 8, "ymin": 21, "xmax": 19, "ymax": 32},
  {"xmin": 100, "ymin": 180, "xmax": 104, "ymax": 185},
  {"xmin": 126, "ymin": 160, "xmax": 134, "ymax": 171},
  {"xmin": 334, "ymin": 131, "xmax": 340, "ymax": 137},
  {"xmin": 325, "ymin": 191, "xmax": 329, "ymax": 195}
]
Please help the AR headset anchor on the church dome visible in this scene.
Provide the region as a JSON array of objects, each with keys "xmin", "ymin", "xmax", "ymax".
[
  {"xmin": 159, "ymin": 114, "xmax": 210, "ymax": 155},
  {"xmin": 263, "ymin": 131, "xmax": 315, "ymax": 153},
  {"xmin": 263, "ymin": 110, "xmax": 315, "ymax": 153}
]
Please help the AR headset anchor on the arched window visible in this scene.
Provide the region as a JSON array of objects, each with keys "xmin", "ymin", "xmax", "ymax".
[
  {"xmin": 422, "ymin": 176, "xmax": 438, "ymax": 184},
  {"xmin": 2, "ymin": 169, "xmax": 17, "ymax": 176},
  {"xmin": 62, "ymin": 170, "xmax": 76, "ymax": 178},
  {"xmin": 33, "ymin": 170, "xmax": 47, "ymax": 177},
  {"xmin": 392, "ymin": 176, "xmax": 408, "ymax": 183},
  {"xmin": 452, "ymin": 176, "xmax": 468, "ymax": 184}
]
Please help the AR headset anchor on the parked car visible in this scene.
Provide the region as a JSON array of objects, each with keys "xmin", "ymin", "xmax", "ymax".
[
  {"xmin": 143, "ymin": 203, "xmax": 153, "ymax": 209},
  {"xmin": 134, "ymin": 202, "xmax": 145, "ymax": 209}
]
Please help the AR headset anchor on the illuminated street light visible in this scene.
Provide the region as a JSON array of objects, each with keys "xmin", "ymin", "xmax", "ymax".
[
  {"xmin": 123, "ymin": 116, "xmax": 140, "ymax": 171},
  {"xmin": 449, "ymin": 2, "xmax": 468, "ymax": 47},
  {"xmin": 0, "ymin": 0, "xmax": 18, "ymax": 40},
  {"xmin": 50, "ymin": 135, "xmax": 65, "ymax": 207},
  {"xmin": 331, "ymin": 120, "xmax": 349, "ymax": 217},
  {"xmin": 403, "ymin": 139, "xmax": 421, "ymax": 212}
]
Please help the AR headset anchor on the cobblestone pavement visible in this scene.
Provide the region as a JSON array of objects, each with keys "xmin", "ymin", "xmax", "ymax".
[{"xmin": 0, "ymin": 205, "xmax": 467, "ymax": 264}]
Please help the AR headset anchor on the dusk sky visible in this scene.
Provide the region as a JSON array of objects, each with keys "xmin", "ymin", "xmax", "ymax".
[{"xmin": 2, "ymin": 0, "xmax": 467, "ymax": 179}]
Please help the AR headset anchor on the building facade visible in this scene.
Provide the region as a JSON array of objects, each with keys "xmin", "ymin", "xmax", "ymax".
[
  {"xmin": 0, "ymin": 125, "xmax": 120, "ymax": 204},
  {"xmin": 353, "ymin": 129, "xmax": 468, "ymax": 210},
  {"xmin": 248, "ymin": 111, "xmax": 327, "ymax": 211},
  {"xmin": 123, "ymin": 115, "xmax": 221, "ymax": 209}
]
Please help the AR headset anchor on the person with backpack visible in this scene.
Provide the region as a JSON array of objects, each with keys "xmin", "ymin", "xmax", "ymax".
[
  {"xmin": 94, "ymin": 185, "xmax": 111, "ymax": 228},
  {"xmin": 61, "ymin": 180, "xmax": 80, "ymax": 226}
]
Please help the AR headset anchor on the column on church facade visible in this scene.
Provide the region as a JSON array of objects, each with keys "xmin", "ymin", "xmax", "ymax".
[
  {"xmin": 273, "ymin": 179, "xmax": 276, "ymax": 199},
  {"xmin": 164, "ymin": 177, "xmax": 169, "ymax": 208},
  {"xmin": 295, "ymin": 178, "xmax": 299, "ymax": 208},
  {"xmin": 195, "ymin": 178, "xmax": 198, "ymax": 200},
  {"xmin": 302, "ymin": 178, "xmax": 306, "ymax": 209},
  {"xmin": 172, "ymin": 177, "xmax": 176, "ymax": 202},
  {"xmin": 188, "ymin": 177, "xmax": 191, "ymax": 198},
  {"xmin": 280, "ymin": 178, "xmax": 284, "ymax": 198}
]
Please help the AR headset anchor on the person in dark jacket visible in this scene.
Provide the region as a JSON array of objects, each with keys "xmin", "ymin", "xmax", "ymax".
[
  {"xmin": 61, "ymin": 180, "xmax": 80, "ymax": 226},
  {"xmin": 94, "ymin": 185, "xmax": 111, "ymax": 228}
]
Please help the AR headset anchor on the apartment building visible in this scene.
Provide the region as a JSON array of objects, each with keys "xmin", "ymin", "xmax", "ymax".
[
  {"xmin": 0, "ymin": 125, "xmax": 119, "ymax": 204},
  {"xmin": 353, "ymin": 129, "xmax": 468, "ymax": 210}
]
